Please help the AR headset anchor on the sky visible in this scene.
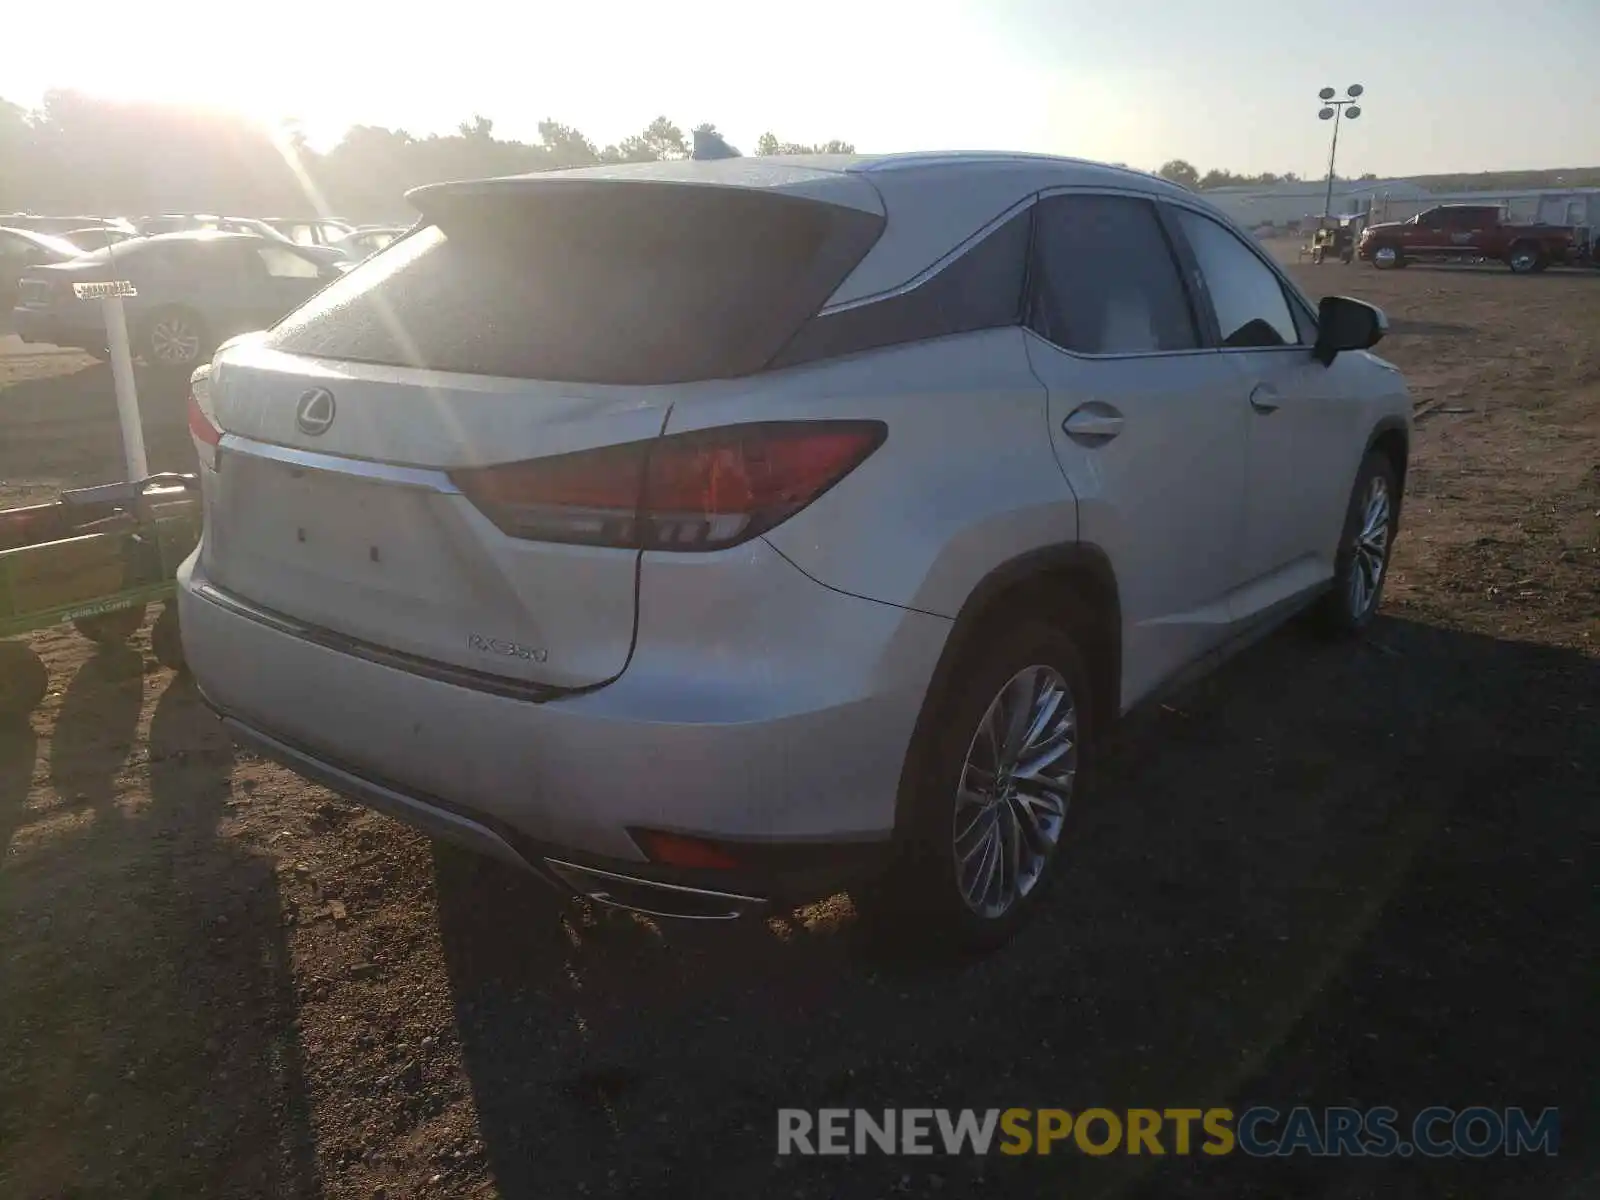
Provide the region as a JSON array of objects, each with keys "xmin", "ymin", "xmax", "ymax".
[{"xmin": 5, "ymin": 0, "xmax": 1597, "ymax": 178}]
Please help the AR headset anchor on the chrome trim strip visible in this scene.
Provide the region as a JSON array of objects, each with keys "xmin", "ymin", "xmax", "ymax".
[
  {"xmin": 192, "ymin": 581, "xmax": 566, "ymax": 702},
  {"xmin": 817, "ymin": 195, "xmax": 1039, "ymax": 315},
  {"xmin": 218, "ymin": 433, "xmax": 461, "ymax": 494},
  {"xmin": 543, "ymin": 858, "xmax": 767, "ymax": 920},
  {"xmin": 1020, "ymin": 326, "xmax": 1223, "ymax": 363}
]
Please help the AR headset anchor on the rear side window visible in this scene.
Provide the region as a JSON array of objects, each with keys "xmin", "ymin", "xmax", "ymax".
[
  {"xmin": 769, "ymin": 209, "xmax": 1030, "ymax": 369},
  {"xmin": 267, "ymin": 184, "xmax": 885, "ymax": 385},
  {"xmin": 1172, "ymin": 208, "xmax": 1299, "ymax": 348},
  {"xmin": 1029, "ymin": 195, "xmax": 1198, "ymax": 354},
  {"xmin": 257, "ymin": 245, "xmax": 321, "ymax": 278}
]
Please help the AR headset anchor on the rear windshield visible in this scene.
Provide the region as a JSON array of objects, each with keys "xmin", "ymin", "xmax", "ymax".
[{"xmin": 266, "ymin": 183, "xmax": 885, "ymax": 385}]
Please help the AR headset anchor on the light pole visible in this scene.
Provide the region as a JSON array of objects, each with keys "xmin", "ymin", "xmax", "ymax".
[{"xmin": 1318, "ymin": 84, "xmax": 1365, "ymax": 219}]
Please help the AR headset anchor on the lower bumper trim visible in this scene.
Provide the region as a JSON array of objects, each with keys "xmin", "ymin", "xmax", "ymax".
[
  {"xmin": 207, "ymin": 704, "xmax": 851, "ymax": 922},
  {"xmin": 543, "ymin": 859, "xmax": 767, "ymax": 921}
]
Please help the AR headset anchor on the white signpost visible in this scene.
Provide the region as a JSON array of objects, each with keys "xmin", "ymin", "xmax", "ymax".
[{"xmin": 72, "ymin": 280, "xmax": 148, "ymax": 482}]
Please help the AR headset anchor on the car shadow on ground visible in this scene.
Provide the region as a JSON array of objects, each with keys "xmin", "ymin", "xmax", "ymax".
[
  {"xmin": 1383, "ymin": 264, "xmax": 1600, "ymax": 280},
  {"xmin": 433, "ymin": 612, "xmax": 1596, "ymax": 1199},
  {"xmin": 0, "ymin": 358, "xmax": 195, "ymax": 491},
  {"xmin": 0, "ymin": 669, "xmax": 320, "ymax": 1198}
]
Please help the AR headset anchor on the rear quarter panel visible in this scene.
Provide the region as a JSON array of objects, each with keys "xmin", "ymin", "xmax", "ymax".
[{"xmin": 665, "ymin": 328, "xmax": 1079, "ymax": 617}]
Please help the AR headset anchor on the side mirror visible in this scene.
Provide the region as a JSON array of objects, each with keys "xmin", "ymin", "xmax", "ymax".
[{"xmin": 1313, "ymin": 295, "xmax": 1386, "ymax": 366}]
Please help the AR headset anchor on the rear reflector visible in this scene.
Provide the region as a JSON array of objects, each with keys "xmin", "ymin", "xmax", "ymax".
[
  {"xmin": 633, "ymin": 830, "xmax": 742, "ymax": 870},
  {"xmin": 451, "ymin": 421, "xmax": 884, "ymax": 551}
]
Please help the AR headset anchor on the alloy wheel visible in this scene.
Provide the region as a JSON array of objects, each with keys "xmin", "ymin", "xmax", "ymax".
[
  {"xmin": 150, "ymin": 316, "xmax": 201, "ymax": 364},
  {"xmin": 953, "ymin": 665, "xmax": 1076, "ymax": 919},
  {"xmin": 1348, "ymin": 474, "xmax": 1392, "ymax": 618}
]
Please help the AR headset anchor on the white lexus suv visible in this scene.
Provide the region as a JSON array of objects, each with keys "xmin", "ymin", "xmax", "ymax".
[{"xmin": 180, "ymin": 153, "xmax": 1410, "ymax": 949}]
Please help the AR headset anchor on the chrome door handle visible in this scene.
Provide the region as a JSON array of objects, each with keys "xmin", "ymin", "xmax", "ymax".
[
  {"xmin": 1249, "ymin": 385, "xmax": 1281, "ymax": 413},
  {"xmin": 1062, "ymin": 408, "xmax": 1124, "ymax": 441}
]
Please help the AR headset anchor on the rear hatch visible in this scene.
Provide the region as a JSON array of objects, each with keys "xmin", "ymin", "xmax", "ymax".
[{"xmin": 200, "ymin": 171, "xmax": 885, "ymax": 691}]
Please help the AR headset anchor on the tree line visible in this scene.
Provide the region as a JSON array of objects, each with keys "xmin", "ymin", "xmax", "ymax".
[
  {"xmin": 1156, "ymin": 157, "xmax": 1600, "ymax": 195},
  {"xmin": 0, "ymin": 91, "xmax": 855, "ymax": 220},
  {"xmin": 5, "ymin": 91, "xmax": 1593, "ymax": 221},
  {"xmin": 1156, "ymin": 159, "xmax": 1373, "ymax": 190}
]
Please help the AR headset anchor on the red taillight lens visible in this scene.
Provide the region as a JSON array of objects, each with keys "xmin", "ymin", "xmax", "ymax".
[
  {"xmin": 187, "ymin": 390, "xmax": 222, "ymax": 448},
  {"xmin": 634, "ymin": 830, "xmax": 741, "ymax": 870},
  {"xmin": 451, "ymin": 421, "xmax": 884, "ymax": 550}
]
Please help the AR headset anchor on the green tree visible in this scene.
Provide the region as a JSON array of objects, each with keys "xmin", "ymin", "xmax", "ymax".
[
  {"xmin": 1157, "ymin": 159, "xmax": 1200, "ymax": 189},
  {"xmin": 536, "ymin": 120, "xmax": 599, "ymax": 168},
  {"xmin": 602, "ymin": 116, "xmax": 689, "ymax": 163},
  {"xmin": 754, "ymin": 132, "xmax": 856, "ymax": 155}
]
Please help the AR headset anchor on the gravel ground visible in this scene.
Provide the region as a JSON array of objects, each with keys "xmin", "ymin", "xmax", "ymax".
[{"xmin": 0, "ymin": 259, "xmax": 1595, "ymax": 1199}]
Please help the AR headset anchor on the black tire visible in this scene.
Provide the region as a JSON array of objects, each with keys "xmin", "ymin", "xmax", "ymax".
[
  {"xmin": 1507, "ymin": 242, "xmax": 1544, "ymax": 274},
  {"xmin": 150, "ymin": 603, "xmax": 187, "ymax": 671},
  {"xmin": 0, "ymin": 641, "xmax": 49, "ymax": 720},
  {"xmin": 139, "ymin": 305, "xmax": 210, "ymax": 370},
  {"xmin": 1370, "ymin": 243, "xmax": 1403, "ymax": 269},
  {"xmin": 73, "ymin": 604, "xmax": 146, "ymax": 646},
  {"xmin": 859, "ymin": 617, "xmax": 1094, "ymax": 954},
  {"xmin": 1313, "ymin": 451, "xmax": 1400, "ymax": 636}
]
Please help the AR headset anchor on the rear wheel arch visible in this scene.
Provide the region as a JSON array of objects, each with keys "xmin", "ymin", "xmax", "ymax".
[{"xmin": 891, "ymin": 544, "xmax": 1121, "ymax": 839}]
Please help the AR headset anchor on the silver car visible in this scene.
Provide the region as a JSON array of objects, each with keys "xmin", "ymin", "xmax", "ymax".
[{"xmin": 179, "ymin": 153, "xmax": 1410, "ymax": 949}]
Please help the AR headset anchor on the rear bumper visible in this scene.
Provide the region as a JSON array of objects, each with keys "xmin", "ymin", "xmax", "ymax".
[
  {"xmin": 178, "ymin": 549, "xmax": 947, "ymax": 913},
  {"xmin": 214, "ymin": 707, "xmax": 886, "ymax": 917}
]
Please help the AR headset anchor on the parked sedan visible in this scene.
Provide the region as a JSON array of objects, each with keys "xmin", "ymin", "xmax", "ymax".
[
  {"xmin": 12, "ymin": 230, "xmax": 340, "ymax": 367},
  {"xmin": 180, "ymin": 153, "xmax": 1411, "ymax": 951}
]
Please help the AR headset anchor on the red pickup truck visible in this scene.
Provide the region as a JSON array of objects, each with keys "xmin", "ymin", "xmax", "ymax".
[{"xmin": 1358, "ymin": 204, "xmax": 1584, "ymax": 273}]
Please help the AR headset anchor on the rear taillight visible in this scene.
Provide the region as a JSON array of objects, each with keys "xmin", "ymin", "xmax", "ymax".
[
  {"xmin": 187, "ymin": 369, "xmax": 222, "ymax": 469},
  {"xmin": 451, "ymin": 421, "xmax": 885, "ymax": 551}
]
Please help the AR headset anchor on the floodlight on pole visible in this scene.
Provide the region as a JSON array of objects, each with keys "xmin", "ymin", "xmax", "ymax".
[{"xmin": 1318, "ymin": 84, "xmax": 1366, "ymax": 219}]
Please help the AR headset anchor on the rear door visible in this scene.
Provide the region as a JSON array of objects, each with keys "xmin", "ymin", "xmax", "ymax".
[
  {"xmin": 1167, "ymin": 204, "xmax": 1361, "ymax": 615},
  {"xmin": 1026, "ymin": 192, "xmax": 1249, "ymax": 708},
  {"xmin": 201, "ymin": 178, "xmax": 885, "ymax": 691},
  {"xmin": 1444, "ymin": 206, "xmax": 1495, "ymax": 254}
]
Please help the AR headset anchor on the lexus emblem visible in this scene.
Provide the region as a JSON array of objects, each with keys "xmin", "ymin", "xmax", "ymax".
[{"xmin": 295, "ymin": 388, "xmax": 336, "ymax": 436}]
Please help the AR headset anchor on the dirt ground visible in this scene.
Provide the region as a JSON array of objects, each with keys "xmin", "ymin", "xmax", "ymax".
[{"xmin": 0, "ymin": 260, "xmax": 1595, "ymax": 1200}]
